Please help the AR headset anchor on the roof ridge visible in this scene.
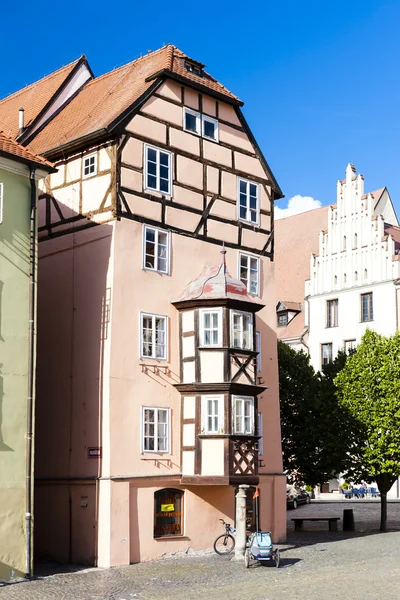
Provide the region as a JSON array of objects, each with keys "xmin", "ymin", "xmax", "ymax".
[
  {"xmin": 85, "ymin": 45, "xmax": 172, "ymax": 88},
  {"xmin": 0, "ymin": 56, "xmax": 85, "ymax": 105}
]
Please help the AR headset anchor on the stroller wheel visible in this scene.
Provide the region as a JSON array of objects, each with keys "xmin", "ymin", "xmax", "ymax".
[
  {"xmin": 244, "ymin": 548, "xmax": 250, "ymax": 568},
  {"xmin": 275, "ymin": 549, "xmax": 280, "ymax": 568}
]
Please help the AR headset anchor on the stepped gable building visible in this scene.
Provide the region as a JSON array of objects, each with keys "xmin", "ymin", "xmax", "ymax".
[
  {"xmin": 275, "ymin": 163, "xmax": 400, "ymax": 498},
  {"xmin": 0, "ymin": 133, "xmax": 54, "ymax": 580},
  {"xmin": 0, "ymin": 46, "xmax": 285, "ymax": 567},
  {"xmin": 275, "ymin": 164, "xmax": 400, "ymax": 368}
]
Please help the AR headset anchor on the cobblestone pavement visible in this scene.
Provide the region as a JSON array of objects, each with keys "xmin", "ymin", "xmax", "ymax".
[{"xmin": 1, "ymin": 500, "xmax": 399, "ymax": 600}]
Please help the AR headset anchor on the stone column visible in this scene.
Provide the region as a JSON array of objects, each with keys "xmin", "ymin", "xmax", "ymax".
[{"xmin": 234, "ymin": 484, "xmax": 249, "ymax": 561}]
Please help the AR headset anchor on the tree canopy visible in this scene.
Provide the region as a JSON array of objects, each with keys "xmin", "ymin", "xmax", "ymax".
[
  {"xmin": 335, "ymin": 329, "xmax": 400, "ymax": 531},
  {"xmin": 278, "ymin": 341, "xmax": 349, "ymax": 488}
]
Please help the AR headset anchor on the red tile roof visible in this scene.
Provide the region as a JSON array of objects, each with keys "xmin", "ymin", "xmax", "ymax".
[
  {"xmin": 0, "ymin": 131, "xmax": 54, "ymax": 169},
  {"xmin": 24, "ymin": 45, "xmax": 240, "ymax": 155},
  {"xmin": 0, "ymin": 57, "xmax": 84, "ymax": 138}
]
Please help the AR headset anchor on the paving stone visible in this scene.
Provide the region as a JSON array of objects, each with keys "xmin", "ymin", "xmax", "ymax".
[{"xmin": 0, "ymin": 500, "xmax": 399, "ymax": 600}]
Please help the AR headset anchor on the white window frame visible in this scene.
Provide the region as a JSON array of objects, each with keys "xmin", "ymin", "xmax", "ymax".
[
  {"xmin": 142, "ymin": 225, "xmax": 170, "ymax": 274},
  {"xmin": 256, "ymin": 331, "xmax": 261, "ymax": 372},
  {"xmin": 144, "ymin": 144, "xmax": 172, "ymax": 196},
  {"xmin": 201, "ymin": 395, "xmax": 224, "ymax": 434},
  {"xmin": 344, "ymin": 339, "xmax": 356, "ymax": 353},
  {"xmin": 237, "ymin": 178, "xmax": 260, "ymax": 226},
  {"xmin": 199, "ymin": 308, "xmax": 223, "ymax": 347},
  {"xmin": 361, "ymin": 292, "xmax": 373, "ymax": 322},
  {"xmin": 140, "ymin": 312, "xmax": 168, "ymax": 360},
  {"xmin": 141, "ymin": 406, "xmax": 170, "ymax": 453},
  {"xmin": 183, "ymin": 107, "xmax": 201, "ymax": 135},
  {"xmin": 0, "ymin": 183, "xmax": 3, "ymax": 224},
  {"xmin": 230, "ymin": 310, "xmax": 254, "ymax": 350},
  {"xmin": 321, "ymin": 343, "xmax": 333, "ymax": 366},
  {"xmin": 182, "ymin": 108, "xmax": 219, "ymax": 142},
  {"xmin": 233, "ymin": 395, "xmax": 254, "ymax": 435},
  {"xmin": 202, "ymin": 114, "xmax": 219, "ymax": 142},
  {"xmin": 326, "ymin": 299, "xmax": 338, "ymax": 328},
  {"xmin": 258, "ymin": 412, "xmax": 263, "ymax": 456},
  {"xmin": 238, "ymin": 252, "xmax": 260, "ymax": 296},
  {"xmin": 82, "ymin": 153, "xmax": 97, "ymax": 179}
]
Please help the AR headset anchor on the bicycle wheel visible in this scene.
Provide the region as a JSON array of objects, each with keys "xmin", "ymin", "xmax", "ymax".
[{"xmin": 213, "ymin": 534, "xmax": 235, "ymax": 555}]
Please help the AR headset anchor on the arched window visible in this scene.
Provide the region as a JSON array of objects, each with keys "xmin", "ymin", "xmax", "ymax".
[
  {"xmin": 355, "ymin": 271, "xmax": 358, "ymax": 282},
  {"xmin": 154, "ymin": 489, "xmax": 183, "ymax": 538},
  {"xmin": 364, "ymin": 269, "xmax": 368, "ymax": 281},
  {"xmin": 334, "ymin": 275, "xmax": 338, "ymax": 287},
  {"xmin": 343, "ymin": 236, "xmax": 347, "ymax": 251},
  {"xmin": 343, "ymin": 273, "xmax": 347, "ymax": 285},
  {"xmin": 354, "ymin": 233, "xmax": 358, "ymax": 248}
]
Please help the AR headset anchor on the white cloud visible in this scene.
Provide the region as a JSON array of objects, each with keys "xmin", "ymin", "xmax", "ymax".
[{"xmin": 275, "ymin": 195, "xmax": 322, "ymax": 220}]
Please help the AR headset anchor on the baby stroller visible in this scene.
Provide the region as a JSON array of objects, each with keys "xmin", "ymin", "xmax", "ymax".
[{"xmin": 244, "ymin": 531, "xmax": 280, "ymax": 568}]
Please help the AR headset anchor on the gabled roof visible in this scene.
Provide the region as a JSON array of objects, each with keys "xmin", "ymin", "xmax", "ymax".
[
  {"xmin": 0, "ymin": 57, "xmax": 85, "ymax": 138},
  {"xmin": 26, "ymin": 45, "xmax": 241, "ymax": 156},
  {"xmin": 173, "ymin": 251, "xmax": 264, "ymax": 311},
  {"xmin": 362, "ymin": 187, "xmax": 385, "ymax": 204},
  {"xmin": 276, "ymin": 301, "xmax": 302, "ymax": 312},
  {"xmin": 0, "ymin": 131, "xmax": 54, "ymax": 170}
]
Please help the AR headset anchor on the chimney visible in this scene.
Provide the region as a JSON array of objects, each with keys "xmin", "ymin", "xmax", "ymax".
[{"xmin": 18, "ymin": 107, "xmax": 25, "ymax": 136}]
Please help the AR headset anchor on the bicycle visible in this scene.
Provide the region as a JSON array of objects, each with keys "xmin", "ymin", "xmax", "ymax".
[{"xmin": 213, "ymin": 519, "xmax": 236, "ymax": 555}]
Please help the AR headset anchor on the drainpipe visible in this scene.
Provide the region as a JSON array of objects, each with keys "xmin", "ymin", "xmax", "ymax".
[{"xmin": 26, "ymin": 166, "xmax": 37, "ymax": 578}]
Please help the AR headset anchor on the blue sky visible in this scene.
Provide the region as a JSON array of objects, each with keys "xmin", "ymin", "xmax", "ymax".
[{"xmin": 2, "ymin": 1, "xmax": 399, "ymax": 217}]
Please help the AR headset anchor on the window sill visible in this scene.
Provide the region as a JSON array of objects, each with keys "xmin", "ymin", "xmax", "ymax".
[
  {"xmin": 238, "ymin": 217, "xmax": 260, "ymax": 228},
  {"xmin": 154, "ymin": 535, "xmax": 189, "ymax": 541},
  {"xmin": 142, "ymin": 267, "xmax": 170, "ymax": 276}
]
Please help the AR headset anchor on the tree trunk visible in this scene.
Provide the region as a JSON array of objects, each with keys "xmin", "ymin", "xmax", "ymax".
[
  {"xmin": 380, "ymin": 491, "xmax": 387, "ymax": 532},
  {"xmin": 376, "ymin": 473, "xmax": 396, "ymax": 532}
]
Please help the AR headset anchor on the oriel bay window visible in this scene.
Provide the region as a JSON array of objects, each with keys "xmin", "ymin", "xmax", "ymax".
[
  {"xmin": 199, "ymin": 308, "xmax": 222, "ymax": 346},
  {"xmin": 233, "ymin": 395, "xmax": 254, "ymax": 435},
  {"xmin": 230, "ymin": 310, "xmax": 253, "ymax": 350},
  {"xmin": 140, "ymin": 313, "xmax": 167, "ymax": 359},
  {"xmin": 143, "ymin": 226, "xmax": 170, "ymax": 274},
  {"xmin": 142, "ymin": 407, "xmax": 170, "ymax": 452},
  {"xmin": 144, "ymin": 145, "xmax": 172, "ymax": 195},
  {"xmin": 154, "ymin": 489, "xmax": 183, "ymax": 538}
]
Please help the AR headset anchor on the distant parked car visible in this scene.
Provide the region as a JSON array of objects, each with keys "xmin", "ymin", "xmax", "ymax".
[{"xmin": 286, "ymin": 486, "xmax": 311, "ymax": 509}]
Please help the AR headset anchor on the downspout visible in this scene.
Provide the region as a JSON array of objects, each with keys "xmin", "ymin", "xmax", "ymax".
[
  {"xmin": 26, "ymin": 166, "xmax": 37, "ymax": 578},
  {"xmin": 300, "ymin": 296, "xmax": 311, "ymax": 353}
]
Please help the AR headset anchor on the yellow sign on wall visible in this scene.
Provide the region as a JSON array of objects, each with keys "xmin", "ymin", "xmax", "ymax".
[{"xmin": 161, "ymin": 504, "xmax": 175, "ymax": 512}]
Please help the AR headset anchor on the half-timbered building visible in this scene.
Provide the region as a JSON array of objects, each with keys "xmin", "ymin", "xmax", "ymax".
[{"xmin": 0, "ymin": 45, "xmax": 286, "ymax": 566}]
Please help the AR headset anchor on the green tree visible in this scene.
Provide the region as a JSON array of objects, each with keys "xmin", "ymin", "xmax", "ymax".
[
  {"xmin": 335, "ymin": 329, "xmax": 400, "ymax": 531},
  {"xmin": 278, "ymin": 342, "xmax": 349, "ymax": 488}
]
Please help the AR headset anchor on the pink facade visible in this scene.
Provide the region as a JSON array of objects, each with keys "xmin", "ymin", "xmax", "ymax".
[{"xmin": 31, "ymin": 47, "xmax": 285, "ymax": 566}]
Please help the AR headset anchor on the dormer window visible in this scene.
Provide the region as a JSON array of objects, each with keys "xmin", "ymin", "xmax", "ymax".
[
  {"xmin": 277, "ymin": 313, "xmax": 288, "ymax": 327},
  {"xmin": 183, "ymin": 108, "xmax": 218, "ymax": 142},
  {"xmin": 184, "ymin": 61, "xmax": 203, "ymax": 77}
]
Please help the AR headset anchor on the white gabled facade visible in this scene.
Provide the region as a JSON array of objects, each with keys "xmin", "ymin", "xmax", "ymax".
[{"xmin": 306, "ymin": 163, "xmax": 400, "ymax": 372}]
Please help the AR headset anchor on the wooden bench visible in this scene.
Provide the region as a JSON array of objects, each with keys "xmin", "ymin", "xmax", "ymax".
[{"xmin": 291, "ymin": 517, "xmax": 340, "ymax": 532}]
